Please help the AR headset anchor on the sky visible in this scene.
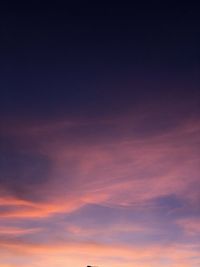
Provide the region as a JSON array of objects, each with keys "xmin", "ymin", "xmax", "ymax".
[{"xmin": 0, "ymin": 2, "xmax": 200, "ymax": 267}]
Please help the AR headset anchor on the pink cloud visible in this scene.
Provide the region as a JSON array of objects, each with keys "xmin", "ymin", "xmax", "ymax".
[
  {"xmin": 0, "ymin": 110, "xmax": 199, "ymax": 267},
  {"xmin": 176, "ymin": 218, "xmax": 200, "ymax": 235},
  {"xmin": 1, "ymin": 115, "xmax": 199, "ymax": 218}
]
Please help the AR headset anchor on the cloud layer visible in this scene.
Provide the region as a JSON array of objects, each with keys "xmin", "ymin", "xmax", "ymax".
[{"xmin": 0, "ymin": 76, "xmax": 200, "ymax": 267}]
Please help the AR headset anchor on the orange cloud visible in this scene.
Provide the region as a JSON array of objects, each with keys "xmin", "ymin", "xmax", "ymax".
[{"xmin": 0, "ymin": 238, "xmax": 199, "ymax": 267}]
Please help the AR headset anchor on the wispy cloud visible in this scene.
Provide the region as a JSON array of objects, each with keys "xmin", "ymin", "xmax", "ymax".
[{"xmin": 0, "ymin": 94, "xmax": 199, "ymax": 266}]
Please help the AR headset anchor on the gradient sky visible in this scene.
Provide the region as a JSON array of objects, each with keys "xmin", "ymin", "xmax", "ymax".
[{"xmin": 0, "ymin": 2, "xmax": 200, "ymax": 267}]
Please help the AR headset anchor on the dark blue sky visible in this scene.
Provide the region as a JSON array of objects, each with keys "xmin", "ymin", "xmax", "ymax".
[{"xmin": 1, "ymin": 2, "xmax": 199, "ymax": 119}]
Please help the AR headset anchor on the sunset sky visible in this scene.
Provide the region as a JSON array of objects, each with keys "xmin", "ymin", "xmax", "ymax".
[{"xmin": 0, "ymin": 2, "xmax": 200, "ymax": 267}]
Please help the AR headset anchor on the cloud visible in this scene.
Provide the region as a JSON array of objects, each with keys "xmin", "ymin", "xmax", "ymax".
[
  {"xmin": 0, "ymin": 110, "xmax": 199, "ymax": 219},
  {"xmin": 0, "ymin": 94, "xmax": 199, "ymax": 267},
  {"xmin": 0, "ymin": 237, "xmax": 200, "ymax": 267},
  {"xmin": 0, "ymin": 226, "xmax": 41, "ymax": 236},
  {"xmin": 176, "ymin": 217, "xmax": 200, "ymax": 236}
]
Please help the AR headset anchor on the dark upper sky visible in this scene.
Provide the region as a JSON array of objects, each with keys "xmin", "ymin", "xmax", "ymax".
[{"xmin": 0, "ymin": 2, "xmax": 199, "ymax": 120}]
